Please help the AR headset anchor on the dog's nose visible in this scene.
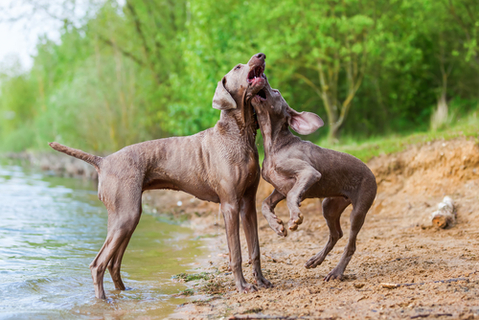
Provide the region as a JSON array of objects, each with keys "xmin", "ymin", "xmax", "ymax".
[
  {"xmin": 248, "ymin": 53, "xmax": 266, "ymax": 67},
  {"xmin": 255, "ymin": 53, "xmax": 266, "ymax": 60}
]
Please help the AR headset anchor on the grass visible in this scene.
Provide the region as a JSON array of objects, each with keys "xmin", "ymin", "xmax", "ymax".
[
  {"xmin": 334, "ymin": 113, "xmax": 478, "ymax": 162},
  {"xmin": 279, "ymin": 112, "xmax": 479, "ymax": 163},
  {"xmin": 173, "ymin": 271, "xmax": 227, "ymax": 296},
  {"xmin": 178, "ymin": 288, "xmax": 195, "ymax": 296},
  {"xmin": 173, "ymin": 272, "xmax": 211, "ymax": 282}
]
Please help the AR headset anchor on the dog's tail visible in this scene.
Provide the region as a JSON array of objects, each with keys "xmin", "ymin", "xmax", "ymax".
[{"xmin": 49, "ymin": 142, "xmax": 102, "ymax": 171}]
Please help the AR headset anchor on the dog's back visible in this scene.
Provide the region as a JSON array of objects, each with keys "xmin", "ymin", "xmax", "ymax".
[{"xmin": 305, "ymin": 142, "xmax": 377, "ymax": 202}]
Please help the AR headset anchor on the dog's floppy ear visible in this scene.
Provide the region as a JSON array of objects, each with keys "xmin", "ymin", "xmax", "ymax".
[
  {"xmin": 212, "ymin": 77, "xmax": 237, "ymax": 110},
  {"xmin": 287, "ymin": 106, "xmax": 324, "ymax": 135}
]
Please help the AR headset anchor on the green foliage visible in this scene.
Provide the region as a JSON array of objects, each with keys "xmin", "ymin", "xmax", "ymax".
[
  {"xmin": 178, "ymin": 288, "xmax": 194, "ymax": 296},
  {"xmin": 324, "ymin": 109, "xmax": 479, "ymax": 162},
  {"xmin": 0, "ymin": 0, "xmax": 478, "ymax": 152},
  {"xmin": 173, "ymin": 272, "xmax": 210, "ymax": 282}
]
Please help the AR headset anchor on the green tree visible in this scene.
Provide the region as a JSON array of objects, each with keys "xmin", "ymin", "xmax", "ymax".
[
  {"xmin": 244, "ymin": 0, "xmax": 373, "ymax": 142},
  {"xmin": 1, "ymin": 0, "xmax": 478, "ymax": 152}
]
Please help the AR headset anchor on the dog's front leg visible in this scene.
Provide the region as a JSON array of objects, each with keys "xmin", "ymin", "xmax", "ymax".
[
  {"xmin": 221, "ymin": 200, "xmax": 256, "ymax": 293},
  {"xmin": 240, "ymin": 188, "xmax": 272, "ymax": 289},
  {"xmin": 285, "ymin": 166, "xmax": 322, "ymax": 231},
  {"xmin": 261, "ymin": 189, "xmax": 286, "ymax": 237}
]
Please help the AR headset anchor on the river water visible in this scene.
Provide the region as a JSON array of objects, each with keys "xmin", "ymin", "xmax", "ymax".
[{"xmin": 0, "ymin": 162, "xmax": 206, "ymax": 319}]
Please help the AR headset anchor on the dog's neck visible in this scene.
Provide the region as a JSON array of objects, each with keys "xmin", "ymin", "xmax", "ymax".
[
  {"xmin": 257, "ymin": 112, "xmax": 295, "ymax": 158},
  {"xmin": 217, "ymin": 104, "xmax": 257, "ymax": 146}
]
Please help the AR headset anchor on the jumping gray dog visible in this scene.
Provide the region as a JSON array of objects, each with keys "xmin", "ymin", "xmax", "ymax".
[
  {"xmin": 50, "ymin": 53, "xmax": 272, "ymax": 299},
  {"xmin": 251, "ymin": 79, "xmax": 377, "ymax": 281}
]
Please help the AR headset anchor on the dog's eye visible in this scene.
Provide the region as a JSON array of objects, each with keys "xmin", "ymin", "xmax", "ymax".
[
  {"xmin": 234, "ymin": 65, "xmax": 241, "ymax": 70},
  {"xmin": 273, "ymin": 89, "xmax": 279, "ymax": 94}
]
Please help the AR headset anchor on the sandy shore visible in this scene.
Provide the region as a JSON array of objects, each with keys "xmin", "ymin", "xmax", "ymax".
[{"xmin": 145, "ymin": 137, "xmax": 479, "ymax": 320}]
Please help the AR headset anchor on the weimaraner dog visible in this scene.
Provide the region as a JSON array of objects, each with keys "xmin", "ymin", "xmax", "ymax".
[
  {"xmin": 49, "ymin": 53, "xmax": 272, "ymax": 299},
  {"xmin": 251, "ymin": 79, "xmax": 377, "ymax": 281}
]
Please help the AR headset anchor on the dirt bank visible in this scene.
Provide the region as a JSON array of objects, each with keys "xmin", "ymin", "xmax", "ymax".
[{"xmin": 143, "ymin": 137, "xmax": 479, "ymax": 319}]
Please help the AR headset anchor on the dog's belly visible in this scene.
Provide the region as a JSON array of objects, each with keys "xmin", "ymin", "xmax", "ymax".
[
  {"xmin": 303, "ymin": 179, "xmax": 348, "ymax": 200},
  {"xmin": 264, "ymin": 165, "xmax": 348, "ymax": 201},
  {"xmin": 143, "ymin": 179, "xmax": 220, "ymax": 203}
]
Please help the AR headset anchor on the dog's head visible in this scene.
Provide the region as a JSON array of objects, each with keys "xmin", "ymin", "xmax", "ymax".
[
  {"xmin": 212, "ymin": 53, "xmax": 266, "ymax": 111},
  {"xmin": 251, "ymin": 79, "xmax": 324, "ymax": 135}
]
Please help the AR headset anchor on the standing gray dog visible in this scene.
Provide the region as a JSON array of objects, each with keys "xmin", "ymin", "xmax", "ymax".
[
  {"xmin": 251, "ymin": 79, "xmax": 377, "ymax": 281},
  {"xmin": 49, "ymin": 53, "xmax": 272, "ymax": 299}
]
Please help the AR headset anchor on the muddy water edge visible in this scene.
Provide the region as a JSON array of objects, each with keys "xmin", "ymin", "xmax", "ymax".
[{"xmin": 0, "ymin": 158, "xmax": 209, "ymax": 320}]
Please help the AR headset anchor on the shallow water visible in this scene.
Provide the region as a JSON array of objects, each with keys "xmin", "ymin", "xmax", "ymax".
[{"xmin": 0, "ymin": 163, "xmax": 205, "ymax": 319}]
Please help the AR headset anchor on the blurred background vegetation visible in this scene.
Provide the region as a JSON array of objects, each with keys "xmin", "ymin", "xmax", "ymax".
[{"xmin": 0, "ymin": 0, "xmax": 478, "ymax": 153}]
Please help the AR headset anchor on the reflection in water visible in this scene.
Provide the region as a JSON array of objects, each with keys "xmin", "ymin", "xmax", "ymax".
[{"xmin": 0, "ymin": 163, "xmax": 205, "ymax": 319}]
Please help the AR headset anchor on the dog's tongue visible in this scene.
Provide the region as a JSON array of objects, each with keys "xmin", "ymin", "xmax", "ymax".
[{"xmin": 251, "ymin": 76, "xmax": 265, "ymax": 87}]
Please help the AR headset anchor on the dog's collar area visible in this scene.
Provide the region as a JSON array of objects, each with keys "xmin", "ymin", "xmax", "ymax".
[{"xmin": 251, "ymin": 106, "xmax": 259, "ymax": 133}]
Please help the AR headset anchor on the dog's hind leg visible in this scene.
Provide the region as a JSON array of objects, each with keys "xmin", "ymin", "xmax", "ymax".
[
  {"xmin": 324, "ymin": 196, "xmax": 371, "ymax": 281},
  {"xmin": 90, "ymin": 185, "xmax": 142, "ymax": 299},
  {"xmin": 107, "ymin": 236, "xmax": 131, "ymax": 290},
  {"xmin": 107, "ymin": 199, "xmax": 141, "ymax": 291},
  {"xmin": 305, "ymin": 196, "xmax": 350, "ymax": 270}
]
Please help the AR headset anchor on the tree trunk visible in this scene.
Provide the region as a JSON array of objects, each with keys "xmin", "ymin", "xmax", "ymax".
[
  {"xmin": 431, "ymin": 90, "xmax": 448, "ymax": 131},
  {"xmin": 328, "ymin": 121, "xmax": 341, "ymax": 143},
  {"xmin": 320, "ymin": 91, "xmax": 341, "ymax": 143},
  {"xmin": 318, "ymin": 60, "xmax": 342, "ymax": 143},
  {"xmin": 431, "ymin": 37, "xmax": 451, "ymax": 131}
]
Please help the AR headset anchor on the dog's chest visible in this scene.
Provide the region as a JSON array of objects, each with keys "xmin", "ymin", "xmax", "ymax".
[
  {"xmin": 262, "ymin": 160, "xmax": 281, "ymax": 186},
  {"xmin": 262, "ymin": 158, "xmax": 295, "ymax": 195}
]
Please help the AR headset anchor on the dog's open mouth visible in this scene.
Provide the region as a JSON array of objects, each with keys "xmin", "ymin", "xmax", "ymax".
[
  {"xmin": 252, "ymin": 89, "xmax": 267, "ymax": 105},
  {"xmin": 257, "ymin": 89, "xmax": 266, "ymax": 100},
  {"xmin": 247, "ymin": 65, "xmax": 266, "ymax": 85}
]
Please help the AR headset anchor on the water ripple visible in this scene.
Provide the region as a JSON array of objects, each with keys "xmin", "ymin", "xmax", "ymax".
[{"xmin": 0, "ymin": 163, "xmax": 205, "ymax": 319}]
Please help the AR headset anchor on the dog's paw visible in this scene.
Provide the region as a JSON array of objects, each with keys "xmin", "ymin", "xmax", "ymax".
[
  {"xmin": 265, "ymin": 214, "xmax": 287, "ymax": 237},
  {"xmin": 289, "ymin": 213, "xmax": 303, "ymax": 231},
  {"xmin": 238, "ymin": 282, "xmax": 258, "ymax": 293},
  {"xmin": 304, "ymin": 253, "xmax": 326, "ymax": 269},
  {"xmin": 289, "ymin": 222, "xmax": 299, "ymax": 231},
  {"xmin": 324, "ymin": 269, "xmax": 344, "ymax": 282},
  {"xmin": 296, "ymin": 212, "xmax": 304, "ymax": 224},
  {"xmin": 273, "ymin": 219, "xmax": 287, "ymax": 237},
  {"xmin": 255, "ymin": 276, "xmax": 273, "ymax": 289},
  {"xmin": 288, "ymin": 213, "xmax": 303, "ymax": 231},
  {"xmin": 304, "ymin": 259, "xmax": 315, "ymax": 269}
]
